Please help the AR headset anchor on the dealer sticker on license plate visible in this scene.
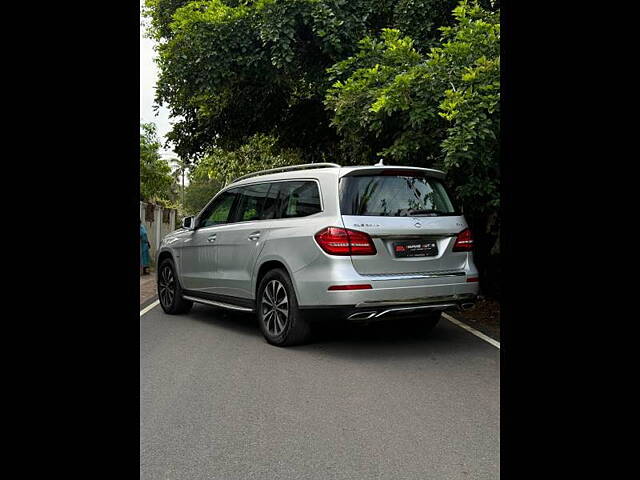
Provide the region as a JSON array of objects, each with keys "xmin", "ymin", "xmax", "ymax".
[{"xmin": 393, "ymin": 240, "xmax": 438, "ymax": 258}]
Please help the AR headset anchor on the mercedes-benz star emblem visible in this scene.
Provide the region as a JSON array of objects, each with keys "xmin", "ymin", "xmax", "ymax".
[{"xmin": 414, "ymin": 222, "xmax": 422, "ymax": 228}]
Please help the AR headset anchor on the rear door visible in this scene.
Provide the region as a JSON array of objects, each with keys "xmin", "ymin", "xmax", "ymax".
[
  {"xmin": 339, "ymin": 171, "xmax": 468, "ymax": 275},
  {"xmin": 213, "ymin": 180, "xmax": 323, "ymax": 299},
  {"xmin": 212, "ymin": 182, "xmax": 272, "ymax": 299}
]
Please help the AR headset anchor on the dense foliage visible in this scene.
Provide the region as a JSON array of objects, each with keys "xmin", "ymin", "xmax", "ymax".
[
  {"xmin": 140, "ymin": 123, "xmax": 178, "ymax": 206},
  {"xmin": 183, "ymin": 174, "xmax": 223, "ymax": 215},
  {"xmin": 182, "ymin": 133, "xmax": 300, "ymax": 214},
  {"xmin": 326, "ymin": 2, "xmax": 499, "ymax": 218},
  {"xmin": 143, "ymin": 0, "xmax": 465, "ymax": 162},
  {"xmin": 191, "ymin": 134, "xmax": 301, "ymax": 185}
]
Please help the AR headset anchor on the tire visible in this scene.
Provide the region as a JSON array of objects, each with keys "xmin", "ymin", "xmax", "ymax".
[
  {"xmin": 257, "ymin": 268, "xmax": 311, "ymax": 346},
  {"xmin": 157, "ymin": 257, "xmax": 193, "ymax": 314},
  {"xmin": 406, "ymin": 311, "xmax": 441, "ymax": 335}
]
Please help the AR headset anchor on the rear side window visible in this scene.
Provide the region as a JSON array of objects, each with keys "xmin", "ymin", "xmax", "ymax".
[
  {"xmin": 339, "ymin": 175, "xmax": 456, "ymax": 217},
  {"xmin": 274, "ymin": 181, "xmax": 322, "ymax": 218}
]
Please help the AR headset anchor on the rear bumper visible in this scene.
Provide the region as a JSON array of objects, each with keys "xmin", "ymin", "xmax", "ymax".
[
  {"xmin": 292, "ymin": 254, "xmax": 479, "ymax": 309},
  {"xmin": 301, "ymin": 295, "xmax": 477, "ymax": 323}
]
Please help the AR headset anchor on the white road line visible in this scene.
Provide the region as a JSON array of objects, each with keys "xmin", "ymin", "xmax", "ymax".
[
  {"xmin": 442, "ymin": 312, "xmax": 500, "ymax": 349},
  {"xmin": 140, "ymin": 299, "xmax": 160, "ymax": 317}
]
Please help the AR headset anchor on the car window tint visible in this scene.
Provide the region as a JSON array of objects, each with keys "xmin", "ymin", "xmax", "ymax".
[
  {"xmin": 233, "ymin": 183, "xmax": 270, "ymax": 222},
  {"xmin": 277, "ymin": 181, "xmax": 321, "ymax": 218},
  {"xmin": 339, "ymin": 175, "xmax": 456, "ymax": 217},
  {"xmin": 261, "ymin": 183, "xmax": 280, "ymax": 220},
  {"xmin": 199, "ymin": 189, "xmax": 239, "ymax": 227}
]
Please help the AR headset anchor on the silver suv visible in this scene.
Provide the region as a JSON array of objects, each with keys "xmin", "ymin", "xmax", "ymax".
[{"xmin": 157, "ymin": 163, "xmax": 479, "ymax": 346}]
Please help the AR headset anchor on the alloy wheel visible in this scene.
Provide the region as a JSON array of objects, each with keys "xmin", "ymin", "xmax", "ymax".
[
  {"xmin": 261, "ymin": 280, "xmax": 289, "ymax": 336},
  {"xmin": 159, "ymin": 265, "xmax": 175, "ymax": 308}
]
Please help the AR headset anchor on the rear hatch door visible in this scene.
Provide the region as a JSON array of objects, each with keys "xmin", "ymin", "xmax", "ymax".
[{"xmin": 339, "ymin": 169, "xmax": 468, "ymax": 275}]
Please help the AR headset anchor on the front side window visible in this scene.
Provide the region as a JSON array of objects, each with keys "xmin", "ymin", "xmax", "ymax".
[
  {"xmin": 198, "ymin": 189, "xmax": 240, "ymax": 228},
  {"xmin": 339, "ymin": 174, "xmax": 457, "ymax": 217}
]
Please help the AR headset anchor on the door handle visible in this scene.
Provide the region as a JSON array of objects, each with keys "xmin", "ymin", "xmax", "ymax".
[
  {"xmin": 207, "ymin": 234, "xmax": 217, "ymax": 243},
  {"xmin": 248, "ymin": 232, "xmax": 261, "ymax": 241}
]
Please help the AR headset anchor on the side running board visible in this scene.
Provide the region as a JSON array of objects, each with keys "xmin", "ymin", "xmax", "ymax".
[{"xmin": 182, "ymin": 295, "xmax": 254, "ymax": 313}]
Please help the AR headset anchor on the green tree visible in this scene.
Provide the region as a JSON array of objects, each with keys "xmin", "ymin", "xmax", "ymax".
[
  {"xmin": 326, "ymin": 1, "xmax": 499, "ymax": 218},
  {"xmin": 183, "ymin": 178, "xmax": 222, "ymax": 215},
  {"xmin": 170, "ymin": 157, "xmax": 191, "ymax": 207},
  {"xmin": 143, "ymin": 0, "xmax": 462, "ymax": 162},
  {"xmin": 193, "ymin": 133, "xmax": 301, "ymax": 185},
  {"xmin": 140, "ymin": 122, "xmax": 177, "ymax": 205},
  {"xmin": 183, "ymin": 161, "xmax": 223, "ymax": 215},
  {"xmin": 437, "ymin": 2, "xmax": 500, "ymax": 215},
  {"xmin": 180, "ymin": 133, "xmax": 299, "ymax": 214}
]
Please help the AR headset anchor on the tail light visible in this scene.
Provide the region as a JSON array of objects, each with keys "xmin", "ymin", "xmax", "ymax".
[
  {"xmin": 453, "ymin": 228, "xmax": 474, "ymax": 252},
  {"xmin": 314, "ymin": 227, "xmax": 377, "ymax": 256}
]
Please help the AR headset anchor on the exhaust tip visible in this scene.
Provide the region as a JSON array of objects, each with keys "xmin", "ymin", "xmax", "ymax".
[{"xmin": 460, "ymin": 302, "xmax": 475, "ymax": 311}]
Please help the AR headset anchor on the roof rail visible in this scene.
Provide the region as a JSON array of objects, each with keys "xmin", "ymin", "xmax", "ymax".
[{"xmin": 230, "ymin": 162, "xmax": 341, "ymax": 184}]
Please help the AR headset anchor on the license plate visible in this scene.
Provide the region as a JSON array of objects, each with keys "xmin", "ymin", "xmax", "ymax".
[{"xmin": 393, "ymin": 240, "xmax": 438, "ymax": 258}]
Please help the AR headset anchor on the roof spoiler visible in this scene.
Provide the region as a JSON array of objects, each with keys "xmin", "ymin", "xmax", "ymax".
[{"xmin": 340, "ymin": 166, "xmax": 446, "ymax": 179}]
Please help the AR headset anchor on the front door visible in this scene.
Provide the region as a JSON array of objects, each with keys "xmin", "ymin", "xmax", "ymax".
[{"xmin": 178, "ymin": 188, "xmax": 240, "ymax": 293}]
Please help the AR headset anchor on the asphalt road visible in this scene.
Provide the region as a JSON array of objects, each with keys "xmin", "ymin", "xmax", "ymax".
[{"xmin": 140, "ymin": 303, "xmax": 499, "ymax": 480}]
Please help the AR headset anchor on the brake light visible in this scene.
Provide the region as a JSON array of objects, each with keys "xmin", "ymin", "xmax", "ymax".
[
  {"xmin": 347, "ymin": 229, "xmax": 377, "ymax": 255},
  {"xmin": 314, "ymin": 227, "xmax": 377, "ymax": 255},
  {"xmin": 453, "ymin": 228, "xmax": 474, "ymax": 252},
  {"xmin": 379, "ymin": 169, "xmax": 415, "ymax": 176}
]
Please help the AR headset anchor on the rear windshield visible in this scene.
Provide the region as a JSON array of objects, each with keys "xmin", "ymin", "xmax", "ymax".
[{"xmin": 339, "ymin": 174, "xmax": 457, "ymax": 217}]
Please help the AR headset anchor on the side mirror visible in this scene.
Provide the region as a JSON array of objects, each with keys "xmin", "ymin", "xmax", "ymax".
[{"xmin": 182, "ymin": 216, "xmax": 195, "ymax": 230}]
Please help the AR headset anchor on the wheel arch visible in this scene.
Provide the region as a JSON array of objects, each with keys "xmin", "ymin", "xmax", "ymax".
[
  {"xmin": 253, "ymin": 258, "xmax": 298, "ymax": 300},
  {"xmin": 157, "ymin": 249, "xmax": 174, "ymax": 266},
  {"xmin": 157, "ymin": 248, "xmax": 182, "ymax": 278}
]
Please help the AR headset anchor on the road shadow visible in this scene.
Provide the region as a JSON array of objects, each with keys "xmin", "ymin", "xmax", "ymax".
[
  {"xmin": 299, "ymin": 316, "xmax": 493, "ymax": 361},
  {"xmin": 186, "ymin": 303, "xmax": 261, "ymax": 337},
  {"xmin": 183, "ymin": 303, "xmax": 494, "ymax": 361}
]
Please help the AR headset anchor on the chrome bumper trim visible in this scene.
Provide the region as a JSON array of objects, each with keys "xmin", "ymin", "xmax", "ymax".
[
  {"xmin": 376, "ymin": 303, "xmax": 458, "ymax": 318},
  {"xmin": 347, "ymin": 303, "xmax": 459, "ymax": 321},
  {"xmin": 360, "ymin": 270, "xmax": 466, "ymax": 281},
  {"xmin": 354, "ymin": 294, "xmax": 475, "ymax": 309}
]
